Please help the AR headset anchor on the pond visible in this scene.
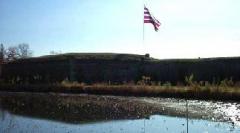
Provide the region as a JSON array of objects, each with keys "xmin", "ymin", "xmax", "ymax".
[{"xmin": 0, "ymin": 92, "xmax": 240, "ymax": 133}]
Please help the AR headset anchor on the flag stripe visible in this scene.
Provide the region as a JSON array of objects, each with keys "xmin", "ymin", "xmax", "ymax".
[
  {"xmin": 144, "ymin": 16, "xmax": 152, "ymax": 19},
  {"xmin": 144, "ymin": 11, "xmax": 150, "ymax": 14},
  {"xmin": 145, "ymin": 21, "xmax": 161, "ymax": 27},
  {"xmin": 144, "ymin": 20, "xmax": 153, "ymax": 23}
]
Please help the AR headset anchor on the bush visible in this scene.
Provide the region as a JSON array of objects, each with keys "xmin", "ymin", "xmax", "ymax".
[
  {"xmin": 220, "ymin": 78, "xmax": 234, "ymax": 87},
  {"xmin": 185, "ymin": 74, "xmax": 194, "ymax": 86}
]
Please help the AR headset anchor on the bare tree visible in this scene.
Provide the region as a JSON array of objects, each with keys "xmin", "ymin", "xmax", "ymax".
[
  {"xmin": 5, "ymin": 46, "xmax": 19, "ymax": 61},
  {"xmin": 50, "ymin": 50, "xmax": 62, "ymax": 55},
  {"xmin": 4, "ymin": 43, "xmax": 33, "ymax": 61},
  {"xmin": 0, "ymin": 44, "xmax": 4, "ymax": 63},
  {"xmin": 17, "ymin": 43, "xmax": 33, "ymax": 58}
]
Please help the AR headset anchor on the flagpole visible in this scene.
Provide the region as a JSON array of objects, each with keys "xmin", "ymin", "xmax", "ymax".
[
  {"xmin": 143, "ymin": 3, "xmax": 146, "ymax": 132},
  {"xmin": 143, "ymin": 3, "xmax": 145, "ymax": 55},
  {"xmin": 143, "ymin": 16, "xmax": 145, "ymax": 42}
]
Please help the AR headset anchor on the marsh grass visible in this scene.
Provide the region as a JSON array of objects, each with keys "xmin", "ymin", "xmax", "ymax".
[{"xmin": 0, "ymin": 75, "xmax": 240, "ymax": 101}]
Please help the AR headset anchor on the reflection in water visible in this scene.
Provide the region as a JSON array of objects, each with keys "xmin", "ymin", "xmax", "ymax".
[
  {"xmin": 0, "ymin": 92, "xmax": 162, "ymax": 124},
  {"xmin": 0, "ymin": 92, "xmax": 240, "ymax": 133}
]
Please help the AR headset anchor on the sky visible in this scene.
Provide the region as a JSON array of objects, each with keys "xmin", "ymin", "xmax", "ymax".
[{"xmin": 0, "ymin": 0, "xmax": 240, "ymax": 59}]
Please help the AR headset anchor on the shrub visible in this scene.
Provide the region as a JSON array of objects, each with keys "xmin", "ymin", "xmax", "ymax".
[
  {"xmin": 220, "ymin": 78, "xmax": 234, "ymax": 87},
  {"xmin": 163, "ymin": 82, "xmax": 172, "ymax": 89},
  {"xmin": 137, "ymin": 76, "xmax": 151, "ymax": 85},
  {"xmin": 185, "ymin": 74, "xmax": 194, "ymax": 86}
]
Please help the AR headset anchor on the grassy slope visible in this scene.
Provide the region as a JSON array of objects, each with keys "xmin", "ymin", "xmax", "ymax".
[
  {"xmin": 9, "ymin": 53, "xmax": 156, "ymax": 63},
  {"xmin": 2, "ymin": 53, "xmax": 240, "ymax": 101},
  {"xmin": 9, "ymin": 52, "xmax": 240, "ymax": 63}
]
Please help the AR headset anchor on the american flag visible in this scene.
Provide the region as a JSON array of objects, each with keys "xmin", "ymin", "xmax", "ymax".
[{"xmin": 144, "ymin": 6, "xmax": 161, "ymax": 31}]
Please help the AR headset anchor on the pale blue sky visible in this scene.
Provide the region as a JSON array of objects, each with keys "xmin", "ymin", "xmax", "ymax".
[{"xmin": 0, "ymin": 0, "xmax": 240, "ymax": 59}]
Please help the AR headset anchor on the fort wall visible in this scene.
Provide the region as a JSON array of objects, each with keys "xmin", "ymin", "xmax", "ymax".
[{"xmin": 2, "ymin": 54, "xmax": 240, "ymax": 84}]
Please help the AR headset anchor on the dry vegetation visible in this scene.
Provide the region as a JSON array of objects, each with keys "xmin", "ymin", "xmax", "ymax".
[{"xmin": 0, "ymin": 75, "xmax": 240, "ymax": 101}]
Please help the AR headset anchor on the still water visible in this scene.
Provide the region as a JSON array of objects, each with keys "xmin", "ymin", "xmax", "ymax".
[{"xmin": 0, "ymin": 92, "xmax": 240, "ymax": 133}]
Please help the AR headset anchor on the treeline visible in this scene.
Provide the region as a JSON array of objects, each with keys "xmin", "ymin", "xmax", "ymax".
[{"xmin": 0, "ymin": 43, "xmax": 33, "ymax": 62}]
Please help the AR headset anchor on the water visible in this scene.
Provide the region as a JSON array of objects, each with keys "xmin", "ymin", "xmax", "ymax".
[{"xmin": 0, "ymin": 92, "xmax": 240, "ymax": 133}]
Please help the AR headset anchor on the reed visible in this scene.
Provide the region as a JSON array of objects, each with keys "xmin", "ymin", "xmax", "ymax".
[{"xmin": 0, "ymin": 75, "xmax": 240, "ymax": 101}]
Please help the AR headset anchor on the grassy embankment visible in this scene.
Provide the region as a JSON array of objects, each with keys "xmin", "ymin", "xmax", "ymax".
[
  {"xmin": 0, "ymin": 75, "xmax": 240, "ymax": 101},
  {"xmin": 1, "ymin": 53, "xmax": 240, "ymax": 101}
]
